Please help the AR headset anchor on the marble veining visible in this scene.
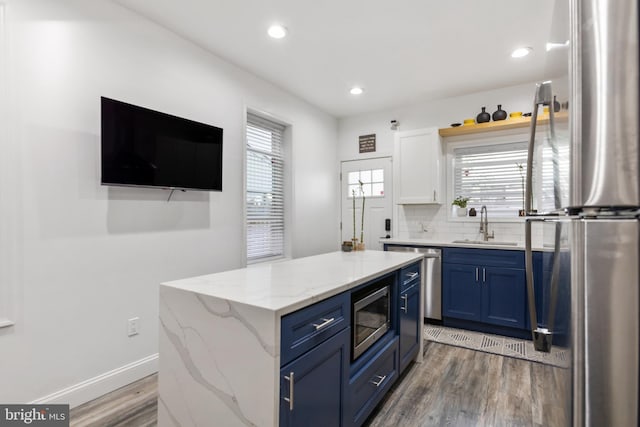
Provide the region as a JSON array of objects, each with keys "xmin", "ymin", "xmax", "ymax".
[
  {"xmin": 159, "ymin": 287, "xmax": 278, "ymax": 426},
  {"xmin": 194, "ymin": 294, "xmax": 277, "ymax": 357},
  {"xmin": 160, "ymin": 294, "xmax": 257, "ymax": 425}
]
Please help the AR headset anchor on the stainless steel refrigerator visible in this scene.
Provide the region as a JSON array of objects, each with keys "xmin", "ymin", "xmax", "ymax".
[{"xmin": 525, "ymin": 0, "xmax": 639, "ymax": 425}]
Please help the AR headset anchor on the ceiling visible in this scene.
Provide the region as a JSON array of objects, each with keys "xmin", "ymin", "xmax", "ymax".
[{"xmin": 115, "ymin": 0, "xmax": 558, "ymax": 118}]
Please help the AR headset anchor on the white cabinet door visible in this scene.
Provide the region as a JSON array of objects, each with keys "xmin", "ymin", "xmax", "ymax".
[{"xmin": 394, "ymin": 128, "xmax": 443, "ymax": 204}]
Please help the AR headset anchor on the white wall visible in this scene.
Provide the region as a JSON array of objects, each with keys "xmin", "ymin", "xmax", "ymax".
[
  {"xmin": 338, "ymin": 82, "xmax": 540, "ymax": 160},
  {"xmin": 338, "ymin": 82, "xmax": 541, "ymax": 243},
  {"xmin": 0, "ymin": 0, "xmax": 338, "ymax": 405}
]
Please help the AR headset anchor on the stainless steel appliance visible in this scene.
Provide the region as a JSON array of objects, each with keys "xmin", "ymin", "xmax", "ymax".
[
  {"xmin": 351, "ymin": 276, "xmax": 392, "ymax": 360},
  {"xmin": 385, "ymin": 245, "xmax": 442, "ymax": 320},
  {"xmin": 525, "ymin": 1, "xmax": 639, "ymax": 425}
]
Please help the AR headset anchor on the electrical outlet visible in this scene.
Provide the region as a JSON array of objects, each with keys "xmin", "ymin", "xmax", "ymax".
[{"xmin": 127, "ymin": 317, "xmax": 140, "ymax": 337}]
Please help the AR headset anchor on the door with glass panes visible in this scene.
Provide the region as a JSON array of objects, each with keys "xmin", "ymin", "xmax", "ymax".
[{"xmin": 340, "ymin": 158, "xmax": 392, "ymax": 251}]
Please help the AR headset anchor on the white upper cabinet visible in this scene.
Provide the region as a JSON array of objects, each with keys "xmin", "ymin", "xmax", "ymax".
[{"xmin": 393, "ymin": 127, "xmax": 443, "ymax": 204}]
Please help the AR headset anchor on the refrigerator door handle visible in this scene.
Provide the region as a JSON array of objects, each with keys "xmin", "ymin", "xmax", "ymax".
[
  {"xmin": 546, "ymin": 222, "xmax": 563, "ymax": 338},
  {"xmin": 525, "ymin": 216, "xmax": 564, "ymax": 353},
  {"xmin": 525, "ymin": 81, "xmax": 554, "ymax": 215},
  {"xmin": 525, "ymin": 81, "xmax": 555, "ymax": 353},
  {"xmin": 525, "ymin": 218, "xmax": 539, "ymax": 341}
]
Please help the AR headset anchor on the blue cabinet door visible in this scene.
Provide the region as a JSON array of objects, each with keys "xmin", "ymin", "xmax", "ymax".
[
  {"xmin": 482, "ymin": 267, "xmax": 526, "ymax": 329},
  {"xmin": 398, "ymin": 282, "xmax": 420, "ymax": 373},
  {"xmin": 279, "ymin": 327, "xmax": 350, "ymax": 427},
  {"xmin": 442, "ymin": 263, "xmax": 482, "ymax": 321}
]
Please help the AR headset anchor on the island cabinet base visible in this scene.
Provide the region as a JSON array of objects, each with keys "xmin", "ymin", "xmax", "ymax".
[
  {"xmin": 158, "ymin": 251, "xmax": 424, "ymax": 427},
  {"xmin": 344, "ymin": 336, "xmax": 399, "ymax": 427},
  {"xmin": 279, "ymin": 328, "xmax": 350, "ymax": 427}
]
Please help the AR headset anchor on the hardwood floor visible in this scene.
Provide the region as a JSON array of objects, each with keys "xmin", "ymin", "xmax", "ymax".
[
  {"xmin": 69, "ymin": 373, "xmax": 157, "ymax": 427},
  {"xmin": 365, "ymin": 342, "xmax": 570, "ymax": 427},
  {"xmin": 69, "ymin": 342, "xmax": 569, "ymax": 426}
]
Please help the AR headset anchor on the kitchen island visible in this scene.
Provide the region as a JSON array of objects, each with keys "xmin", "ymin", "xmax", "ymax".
[{"xmin": 158, "ymin": 250, "xmax": 423, "ymax": 427}]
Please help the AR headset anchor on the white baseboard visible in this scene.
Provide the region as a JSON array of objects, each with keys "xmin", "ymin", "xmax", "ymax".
[{"xmin": 30, "ymin": 353, "xmax": 158, "ymax": 409}]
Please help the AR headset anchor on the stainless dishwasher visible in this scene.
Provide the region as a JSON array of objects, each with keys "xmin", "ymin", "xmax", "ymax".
[{"xmin": 385, "ymin": 245, "xmax": 442, "ymax": 320}]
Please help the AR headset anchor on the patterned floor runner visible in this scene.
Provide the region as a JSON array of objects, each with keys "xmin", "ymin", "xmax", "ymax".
[{"xmin": 425, "ymin": 324, "xmax": 570, "ymax": 368}]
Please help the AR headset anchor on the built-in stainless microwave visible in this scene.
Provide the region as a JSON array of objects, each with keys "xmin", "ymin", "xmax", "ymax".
[{"xmin": 351, "ymin": 276, "xmax": 392, "ymax": 360}]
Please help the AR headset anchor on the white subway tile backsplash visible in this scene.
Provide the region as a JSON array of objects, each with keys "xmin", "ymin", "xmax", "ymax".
[{"xmin": 396, "ymin": 204, "xmax": 540, "ymax": 243}]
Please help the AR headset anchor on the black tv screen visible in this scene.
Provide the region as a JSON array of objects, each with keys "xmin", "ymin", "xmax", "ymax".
[{"xmin": 101, "ymin": 97, "xmax": 223, "ymax": 191}]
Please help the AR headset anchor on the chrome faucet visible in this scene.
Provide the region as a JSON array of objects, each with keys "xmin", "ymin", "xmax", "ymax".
[{"xmin": 479, "ymin": 205, "xmax": 495, "ymax": 241}]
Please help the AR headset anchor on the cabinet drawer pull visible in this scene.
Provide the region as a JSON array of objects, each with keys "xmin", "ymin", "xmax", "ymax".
[
  {"xmin": 283, "ymin": 372, "xmax": 294, "ymax": 411},
  {"xmin": 475, "ymin": 267, "xmax": 479, "ymax": 282},
  {"xmin": 403, "ymin": 271, "xmax": 418, "ymax": 285},
  {"xmin": 312, "ymin": 317, "xmax": 335, "ymax": 331},
  {"xmin": 433, "ymin": 190, "xmax": 436, "ymax": 201},
  {"xmin": 400, "ymin": 294, "xmax": 408, "ymax": 313},
  {"xmin": 370, "ymin": 374, "xmax": 387, "ymax": 387},
  {"xmin": 483, "ymin": 268, "xmax": 486, "ymax": 283}
]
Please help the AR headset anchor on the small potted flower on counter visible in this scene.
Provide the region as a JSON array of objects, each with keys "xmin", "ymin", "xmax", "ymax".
[{"xmin": 452, "ymin": 196, "xmax": 470, "ymax": 217}]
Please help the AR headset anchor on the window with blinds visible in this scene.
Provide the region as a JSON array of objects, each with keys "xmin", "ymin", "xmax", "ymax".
[
  {"xmin": 453, "ymin": 141, "xmax": 529, "ymax": 217},
  {"xmin": 246, "ymin": 114, "xmax": 285, "ymax": 262},
  {"xmin": 540, "ymin": 139, "xmax": 570, "ymax": 213}
]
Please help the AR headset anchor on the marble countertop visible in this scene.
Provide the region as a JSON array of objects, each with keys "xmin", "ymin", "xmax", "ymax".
[
  {"xmin": 161, "ymin": 250, "xmax": 423, "ymax": 316},
  {"xmin": 380, "ymin": 237, "xmax": 551, "ymax": 251},
  {"xmin": 381, "ymin": 237, "xmax": 523, "ymax": 250}
]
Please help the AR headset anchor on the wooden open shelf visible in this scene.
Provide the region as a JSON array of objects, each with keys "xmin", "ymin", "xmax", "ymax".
[{"xmin": 438, "ymin": 111, "xmax": 568, "ymax": 137}]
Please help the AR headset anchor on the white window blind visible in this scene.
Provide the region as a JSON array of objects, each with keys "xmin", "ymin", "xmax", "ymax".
[
  {"xmin": 453, "ymin": 141, "xmax": 528, "ymax": 217},
  {"xmin": 540, "ymin": 138, "xmax": 570, "ymax": 213},
  {"xmin": 246, "ymin": 114, "xmax": 285, "ymax": 262}
]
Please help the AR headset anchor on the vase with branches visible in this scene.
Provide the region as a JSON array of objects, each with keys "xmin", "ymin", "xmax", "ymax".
[
  {"xmin": 352, "ymin": 188, "xmax": 358, "ymax": 247},
  {"xmin": 349, "ymin": 181, "xmax": 367, "ymax": 250},
  {"xmin": 359, "ymin": 180, "xmax": 365, "ymax": 250}
]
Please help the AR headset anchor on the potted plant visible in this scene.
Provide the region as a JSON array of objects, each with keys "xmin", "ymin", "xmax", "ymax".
[{"xmin": 452, "ymin": 196, "xmax": 469, "ymax": 217}]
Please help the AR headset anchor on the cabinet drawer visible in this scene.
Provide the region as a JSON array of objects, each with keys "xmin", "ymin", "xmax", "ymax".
[
  {"xmin": 400, "ymin": 262, "xmax": 421, "ymax": 291},
  {"xmin": 281, "ymin": 292, "xmax": 350, "ymax": 366},
  {"xmin": 347, "ymin": 337, "xmax": 399, "ymax": 426},
  {"xmin": 443, "ymin": 247, "xmax": 524, "ymax": 268}
]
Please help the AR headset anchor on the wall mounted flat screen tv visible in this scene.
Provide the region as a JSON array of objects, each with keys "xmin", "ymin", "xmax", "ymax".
[{"xmin": 101, "ymin": 97, "xmax": 223, "ymax": 191}]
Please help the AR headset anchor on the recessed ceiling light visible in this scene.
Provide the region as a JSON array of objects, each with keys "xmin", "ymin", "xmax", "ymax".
[
  {"xmin": 511, "ymin": 47, "xmax": 532, "ymax": 58},
  {"xmin": 268, "ymin": 24, "xmax": 287, "ymax": 39},
  {"xmin": 350, "ymin": 87, "xmax": 364, "ymax": 95}
]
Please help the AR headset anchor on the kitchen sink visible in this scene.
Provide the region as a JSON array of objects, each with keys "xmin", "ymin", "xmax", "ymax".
[{"xmin": 451, "ymin": 239, "xmax": 519, "ymax": 246}]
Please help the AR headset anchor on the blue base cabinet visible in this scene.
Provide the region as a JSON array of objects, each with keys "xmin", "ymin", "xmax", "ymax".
[
  {"xmin": 443, "ymin": 248, "xmax": 526, "ymax": 334},
  {"xmin": 399, "ymin": 282, "xmax": 420, "ymax": 372},
  {"xmin": 442, "ymin": 263, "xmax": 482, "ymax": 321},
  {"xmin": 279, "ymin": 261, "xmax": 423, "ymax": 427},
  {"xmin": 483, "ymin": 267, "xmax": 526, "ymax": 328},
  {"xmin": 398, "ymin": 262, "xmax": 422, "ymax": 373},
  {"xmin": 279, "ymin": 328, "xmax": 350, "ymax": 427},
  {"xmin": 344, "ymin": 337, "xmax": 399, "ymax": 427}
]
